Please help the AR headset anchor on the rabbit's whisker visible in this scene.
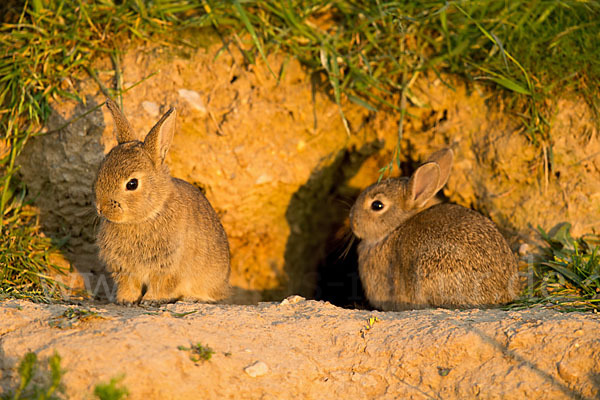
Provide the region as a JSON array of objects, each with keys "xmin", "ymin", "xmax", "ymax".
[{"xmin": 339, "ymin": 233, "xmax": 356, "ymax": 261}]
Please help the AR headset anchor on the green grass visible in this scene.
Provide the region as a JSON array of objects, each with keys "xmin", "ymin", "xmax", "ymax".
[
  {"xmin": 214, "ymin": 1, "xmax": 599, "ymax": 143},
  {"xmin": 3, "ymin": 351, "xmax": 129, "ymax": 400},
  {"xmin": 178, "ymin": 343, "xmax": 215, "ymax": 362},
  {"xmin": 1, "ymin": 0, "xmax": 598, "ymax": 302},
  {"xmin": 48, "ymin": 307, "xmax": 103, "ymax": 328},
  {"xmin": 2, "ymin": 352, "xmax": 63, "ymax": 400},
  {"xmin": 0, "ymin": 196, "xmax": 67, "ymax": 301},
  {"xmin": 513, "ymin": 224, "xmax": 600, "ymax": 312},
  {"xmin": 93, "ymin": 376, "xmax": 129, "ymax": 400}
]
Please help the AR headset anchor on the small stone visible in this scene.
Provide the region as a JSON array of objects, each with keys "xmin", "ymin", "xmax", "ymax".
[
  {"xmin": 297, "ymin": 140, "xmax": 306, "ymax": 152},
  {"xmin": 518, "ymin": 243, "xmax": 531, "ymax": 256},
  {"xmin": 178, "ymin": 89, "xmax": 207, "ymax": 114},
  {"xmin": 255, "ymin": 174, "xmax": 272, "ymax": 185},
  {"xmin": 244, "ymin": 361, "xmax": 269, "ymax": 377},
  {"xmin": 280, "ymin": 295, "xmax": 305, "ymax": 306},
  {"xmin": 141, "ymin": 101, "xmax": 160, "ymax": 117}
]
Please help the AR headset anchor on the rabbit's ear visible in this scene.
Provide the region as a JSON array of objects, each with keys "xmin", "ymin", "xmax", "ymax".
[
  {"xmin": 408, "ymin": 162, "xmax": 441, "ymax": 208},
  {"xmin": 105, "ymin": 98, "xmax": 136, "ymax": 144},
  {"xmin": 426, "ymin": 148, "xmax": 453, "ymax": 193},
  {"xmin": 143, "ymin": 107, "xmax": 176, "ymax": 165}
]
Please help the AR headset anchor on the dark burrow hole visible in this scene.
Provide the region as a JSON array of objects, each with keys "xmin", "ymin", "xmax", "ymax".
[
  {"xmin": 314, "ymin": 219, "xmax": 368, "ymax": 309},
  {"xmin": 282, "ymin": 139, "xmax": 384, "ymax": 309}
]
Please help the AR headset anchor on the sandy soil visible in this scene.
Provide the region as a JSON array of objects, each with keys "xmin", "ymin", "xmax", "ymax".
[{"xmin": 1, "ymin": 298, "xmax": 599, "ymax": 399}]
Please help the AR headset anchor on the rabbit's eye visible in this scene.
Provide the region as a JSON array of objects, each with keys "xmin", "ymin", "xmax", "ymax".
[
  {"xmin": 126, "ymin": 178, "xmax": 138, "ymax": 191},
  {"xmin": 371, "ymin": 200, "xmax": 384, "ymax": 211}
]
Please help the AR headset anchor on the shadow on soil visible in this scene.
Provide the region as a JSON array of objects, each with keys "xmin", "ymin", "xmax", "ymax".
[
  {"xmin": 282, "ymin": 137, "xmax": 384, "ymax": 308},
  {"xmin": 463, "ymin": 323, "xmax": 595, "ymax": 400},
  {"xmin": 17, "ymin": 97, "xmax": 117, "ymax": 301}
]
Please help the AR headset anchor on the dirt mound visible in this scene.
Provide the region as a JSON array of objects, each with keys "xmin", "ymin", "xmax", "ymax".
[{"xmin": 1, "ymin": 299, "xmax": 599, "ymax": 399}]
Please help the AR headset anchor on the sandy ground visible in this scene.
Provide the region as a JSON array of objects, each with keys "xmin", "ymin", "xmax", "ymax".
[{"xmin": 1, "ymin": 298, "xmax": 599, "ymax": 399}]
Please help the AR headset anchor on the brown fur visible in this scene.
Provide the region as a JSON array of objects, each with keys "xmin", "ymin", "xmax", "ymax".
[
  {"xmin": 350, "ymin": 149, "xmax": 519, "ymax": 311},
  {"xmin": 94, "ymin": 99, "xmax": 230, "ymax": 304}
]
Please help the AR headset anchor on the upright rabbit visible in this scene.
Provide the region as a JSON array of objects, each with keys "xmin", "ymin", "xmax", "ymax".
[
  {"xmin": 350, "ymin": 149, "xmax": 519, "ymax": 311},
  {"xmin": 94, "ymin": 98, "xmax": 231, "ymax": 304}
]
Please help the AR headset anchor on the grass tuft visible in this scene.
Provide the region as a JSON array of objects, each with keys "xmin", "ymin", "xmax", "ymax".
[
  {"xmin": 178, "ymin": 343, "xmax": 215, "ymax": 362},
  {"xmin": 48, "ymin": 307, "xmax": 103, "ymax": 329},
  {"xmin": 3, "ymin": 351, "xmax": 129, "ymax": 400},
  {"xmin": 0, "ymin": 196, "xmax": 67, "ymax": 301},
  {"xmin": 93, "ymin": 376, "xmax": 129, "ymax": 400},
  {"xmin": 2, "ymin": 351, "xmax": 64, "ymax": 400},
  {"xmin": 514, "ymin": 223, "xmax": 600, "ymax": 312}
]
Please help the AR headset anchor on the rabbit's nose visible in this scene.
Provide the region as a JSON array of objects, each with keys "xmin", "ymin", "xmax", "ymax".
[{"xmin": 95, "ymin": 198, "xmax": 119, "ymax": 216}]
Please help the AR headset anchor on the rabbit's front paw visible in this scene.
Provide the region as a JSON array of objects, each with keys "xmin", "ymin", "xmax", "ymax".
[
  {"xmin": 115, "ymin": 275, "xmax": 142, "ymax": 307},
  {"xmin": 140, "ymin": 297, "xmax": 179, "ymax": 307},
  {"xmin": 115, "ymin": 282, "xmax": 143, "ymax": 306},
  {"xmin": 116, "ymin": 299, "xmax": 137, "ymax": 307},
  {"xmin": 140, "ymin": 299, "xmax": 164, "ymax": 307}
]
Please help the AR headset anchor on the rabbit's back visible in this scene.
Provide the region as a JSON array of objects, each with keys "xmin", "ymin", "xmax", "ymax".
[
  {"xmin": 359, "ymin": 203, "xmax": 519, "ymax": 310},
  {"xmin": 174, "ymin": 178, "xmax": 230, "ymax": 282}
]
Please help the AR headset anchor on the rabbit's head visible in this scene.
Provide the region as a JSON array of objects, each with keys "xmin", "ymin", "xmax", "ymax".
[
  {"xmin": 350, "ymin": 148, "xmax": 454, "ymax": 243},
  {"xmin": 94, "ymin": 99, "xmax": 176, "ymax": 224}
]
